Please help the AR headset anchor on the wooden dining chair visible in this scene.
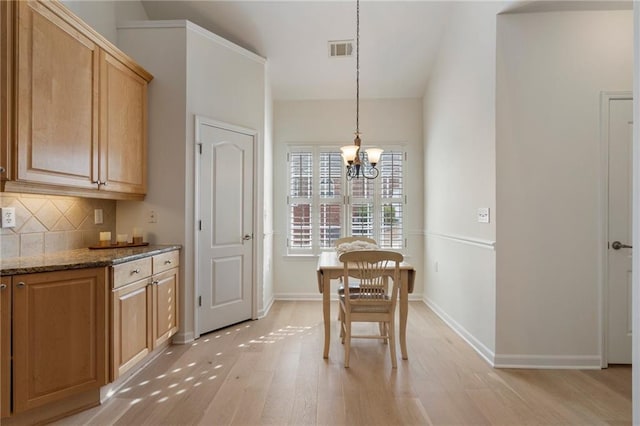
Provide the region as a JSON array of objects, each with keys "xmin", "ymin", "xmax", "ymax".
[
  {"xmin": 333, "ymin": 237, "xmax": 380, "ymax": 319},
  {"xmin": 334, "ymin": 236, "xmax": 377, "ymax": 247},
  {"xmin": 334, "ymin": 236, "xmax": 378, "ymax": 296},
  {"xmin": 338, "ymin": 250, "xmax": 403, "ymax": 368}
]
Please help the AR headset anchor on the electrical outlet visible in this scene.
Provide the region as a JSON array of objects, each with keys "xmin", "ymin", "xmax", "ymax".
[
  {"xmin": 148, "ymin": 210, "xmax": 157, "ymax": 224},
  {"xmin": 94, "ymin": 209, "xmax": 103, "ymax": 225},
  {"xmin": 1, "ymin": 207, "xmax": 16, "ymax": 228},
  {"xmin": 477, "ymin": 207, "xmax": 490, "ymax": 223}
]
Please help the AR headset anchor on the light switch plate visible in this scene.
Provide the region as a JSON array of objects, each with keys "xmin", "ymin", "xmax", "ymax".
[
  {"xmin": 94, "ymin": 209, "xmax": 103, "ymax": 224},
  {"xmin": 1, "ymin": 207, "xmax": 16, "ymax": 228},
  {"xmin": 477, "ymin": 207, "xmax": 490, "ymax": 223}
]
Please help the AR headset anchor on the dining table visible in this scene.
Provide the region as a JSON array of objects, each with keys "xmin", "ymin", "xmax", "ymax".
[{"xmin": 316, "ymin": 250, "xmax": 416, "ymax": 360}]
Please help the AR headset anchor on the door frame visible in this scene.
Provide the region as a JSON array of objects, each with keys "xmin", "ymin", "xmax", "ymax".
[
  {"xmin": 599, "ymin": 91, "xmax": 633, "ymax": 367},
  {"xmin": 193, "ymin": 116, "xmax": 259, "ymax": 339}
]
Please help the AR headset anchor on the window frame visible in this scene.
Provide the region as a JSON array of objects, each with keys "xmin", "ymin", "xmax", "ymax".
[{"xmin": 286, "ymin": 143, "xmax": 407, "ymax": 256}]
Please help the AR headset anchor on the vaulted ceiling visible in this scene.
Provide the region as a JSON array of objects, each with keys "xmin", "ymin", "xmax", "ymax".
[
  {"xmin": 140, "ymin": 1, "xmax": 455, "ymax": 100},
  {"xmin": 139, "ymin": 1, "xmax": 633, "ymax": 100}
]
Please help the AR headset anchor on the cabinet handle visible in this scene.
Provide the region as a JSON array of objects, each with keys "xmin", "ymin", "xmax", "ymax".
[
  {"xmin": 164, "ymin": 260, "xmax": 172, "ymax": 265},
  {"xmin": 16, "ymin": 282, "xmax": 25, "ymax": 288},
  {"xmin": 152, "ymin": 280, "xmax": 159, "ymax": 286},
  {"xmin": 131, "ymin": 269, "xmax": 140, "ymax": 275},
  {"xmin": 0, "ymin": 283, "xmax": 6, "ymax": 290}
]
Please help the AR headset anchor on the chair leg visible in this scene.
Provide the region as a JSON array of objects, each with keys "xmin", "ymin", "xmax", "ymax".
[
  {"xmin": 344, "ymin": 317, "xmax": 351, "ymax": 368},
  {"xmin": 339, "ymin": 305, "xmax": 345, "ymax": 343},
  {"xmin": 379, "ymin": 322, "xmax": 388, "ymax": 344},
  {"xmin": 388, "ymin": 318, "xmax": 397, "ymax": 368}
]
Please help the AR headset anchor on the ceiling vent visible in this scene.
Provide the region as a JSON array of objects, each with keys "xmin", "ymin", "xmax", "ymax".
[{"xmin": 328, "ymin": 40, "xmax": 354, "ymax": 58}]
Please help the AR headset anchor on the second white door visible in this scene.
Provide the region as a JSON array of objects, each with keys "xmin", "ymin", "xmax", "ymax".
[
  {"xmin": 197, "ymin": 120, "xmax": 254, "ymax": 335},
  {"xmin": 607, "ymin": 97, "xmax": 633, "ymax": 364}
]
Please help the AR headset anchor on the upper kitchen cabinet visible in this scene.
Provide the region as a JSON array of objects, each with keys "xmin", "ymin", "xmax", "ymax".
[
  {"xmin": 0, "ymin": 0, "xmax": 152, "ymax": 200},
  {"xmin": 99, "ymin": 51, "xmax": 148, "ymax": 195}
]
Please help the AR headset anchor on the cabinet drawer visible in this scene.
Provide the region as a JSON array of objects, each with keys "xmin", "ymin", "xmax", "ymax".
[
  {"xmin": 112, "ymin": 258, "xmax": 152, "ymax": 288},
  {"xmin": 153, "ymin": 251, "xmax": 179, "ymax": 274}
]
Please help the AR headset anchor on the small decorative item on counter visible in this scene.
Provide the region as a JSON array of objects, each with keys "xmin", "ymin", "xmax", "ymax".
[
  {"xmin": 133, "ymin": 227, "xmax": 143, "ymax": 244},
  {"xmin": 117, "ymin": 234, "xmax": 129, "ymax": 245},
  {"xmin": 99, "ymin": 231, "xmax": 111, "ymax": 247}
]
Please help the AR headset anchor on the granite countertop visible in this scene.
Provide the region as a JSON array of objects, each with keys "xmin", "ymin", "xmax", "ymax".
[{"xmin": 0, "ymin": 244, "xmax": 182, "ymax": 276}]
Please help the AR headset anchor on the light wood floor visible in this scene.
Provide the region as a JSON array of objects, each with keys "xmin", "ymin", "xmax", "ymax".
[{"xmin": 53, "ymin": 301, "xmax": 631, "ymax": 425}]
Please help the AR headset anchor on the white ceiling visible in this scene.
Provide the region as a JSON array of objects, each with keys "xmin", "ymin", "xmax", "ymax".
[
  {"xmin": 139, "ymin": 0, "xmax": 633, "ymax": 100},
  {"xmin": 140, "ymin": 1, "xmax": 456, "ymax": 100}
]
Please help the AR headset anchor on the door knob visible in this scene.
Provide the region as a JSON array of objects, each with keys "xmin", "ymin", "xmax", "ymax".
[
  {"xmin": 612, "ymin": 241, "xmax": 632, "ymax": 250},
  {"xmin": 243, "ymin": 234, "xmax": 253, "ymax": 241}
]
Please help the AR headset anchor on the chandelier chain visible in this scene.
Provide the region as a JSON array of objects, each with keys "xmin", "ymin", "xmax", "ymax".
[{"xmin": 356, "ymin": 0, "xmax": 359, "ymax": 135}]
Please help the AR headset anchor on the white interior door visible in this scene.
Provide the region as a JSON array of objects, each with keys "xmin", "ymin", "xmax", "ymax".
[
  {"xmin": 607, "ymin": 97, "xmax": 633, "ymax": 364},
  {"xmin": 197, "ymin": 121, "xmax": 254, "ymax": 335}
]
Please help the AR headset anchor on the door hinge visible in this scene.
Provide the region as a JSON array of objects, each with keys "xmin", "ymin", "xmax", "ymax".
[
  {"xmin": 198, "ymin": 220, "xmax": 202, "ymax": 231},
  {"xmin": 198, "ymin": 295, "xmax": 202, "ymax": 307},
  {"xmin": 198, "ymin": 144, "xmax": 202, "ymax": 154}
]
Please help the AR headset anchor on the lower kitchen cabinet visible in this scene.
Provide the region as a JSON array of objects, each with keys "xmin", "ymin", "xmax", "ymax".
[
  {"xmin": 0, "ymin": 247, "xmax": 180, "ymax": 423},
  {"xmin": 112, "ymin": 277, "xmax": 152, "ymax": 379},
  {"xmin": 11, "ymin": 267, "xmax": 108, "ymax": 415},
  {"xmin": 1, "ymin": 276, "xmax": 11, "ymax": 418},
  {"xmin": 111, "ymin": 249, "xmax": 180, "ymax": 380},
  {"xmin": 152, "ymin": 267, "xmax": 179, "ymax": 348}
]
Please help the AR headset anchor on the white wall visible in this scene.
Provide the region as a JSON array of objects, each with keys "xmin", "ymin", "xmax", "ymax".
[
  {"xmin": 273, "ymin": 98, "xmax": 424, "ymax": 298},
  {"xmin": 62, "ymin": 0, "xmax": 148, "ymax": 44},
  {"xmin": 422, "ymin": 2, "xmax": 501, "ymax": 362},
  {"xmin": 117, "ymin": 21, "xmax": 266, "ymax": 342},
  {"xmin": 263, "ymin": 64, "xmax": 275, "ymax": 315},
  {"xmin": 496, "ymin": 10, "xmax": 633, "ymax": 366}
]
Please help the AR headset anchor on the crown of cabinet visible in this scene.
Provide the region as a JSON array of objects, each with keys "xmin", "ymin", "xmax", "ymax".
[{"xmin": 1, "ymin": 0, "xmax": 153, "ymax": 200}]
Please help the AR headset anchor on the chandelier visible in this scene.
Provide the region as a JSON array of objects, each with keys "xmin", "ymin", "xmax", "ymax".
[{"xmin": 340, "ymin": 0, "xmax": 382, "ymax": 180}]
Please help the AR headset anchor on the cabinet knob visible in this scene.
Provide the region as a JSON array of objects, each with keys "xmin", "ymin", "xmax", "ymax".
[
  {"xmin": 0, "ymin": 283, "xmax": 6, "ymax": 290},
  {"xmin": 0, "ymin": 166, "xmax": 5, "ymax": 174},
  {"xmin": 16, "ymin": 282, "xmax": 25, "ymax": 288},
  {"xmin": 131, "ymin": 269, "xmax": 140, "ymax": 275}
]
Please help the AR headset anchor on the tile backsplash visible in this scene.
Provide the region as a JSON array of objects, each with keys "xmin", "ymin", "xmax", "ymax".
[{"xmin": 0, "ymin": 193, "xmax": 116, "ymax": 259}]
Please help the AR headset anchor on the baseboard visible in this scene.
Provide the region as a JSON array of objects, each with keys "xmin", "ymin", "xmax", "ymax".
[
  {"xmin": 493, "ymin": 354, "xmax": 602, "ymax": 369},
  {"xmin": 259, "ymin": 295, "xmax": 275, "ymax": 318},
  {"xmin": 424, "ymin": 297, "xmax": 496, "ymax": 366},
  {"xmin": 172, "ymin": 330, "xmax": 194, "ymax": 345},
  {"xmin": 424, "ymin": 298, "xmax": 602, "ymax": 370},
  {"xmin": 274, "ymin": 293, "xmax": 424, "ymax": 301}
]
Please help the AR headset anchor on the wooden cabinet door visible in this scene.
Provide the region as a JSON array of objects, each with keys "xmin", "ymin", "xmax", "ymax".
[
  {"xmin": 152, "ymin": 268, "xmax": 179, "ymax": 348},
  {"xmin": 99, "ymin": 51, "xmax": 147, "ymax": 195},
  {"xmin": 0, "ymin": 276, "xmax": 11, "ymax": 418},
  {"xmin": 12, "ymin": 268, "xmax": 108, "ymax": 413},
  {"xmin": 112, "ymin": 278, "xmax": 152, "ymax": 380},
  {"xmin": 1, "ymin": 1, "xmax": 14, "ymax": 184},
  {"xmin": 15, "ymin": 1, "xmax": 99, "ymax": 189}
]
